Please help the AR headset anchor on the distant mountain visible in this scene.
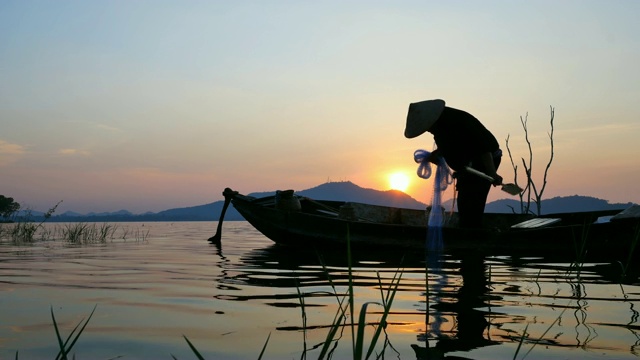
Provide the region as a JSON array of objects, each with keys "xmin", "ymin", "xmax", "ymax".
[
  {"xmin": 483, "ymin": 195, "xmax": 635, "ymax": 214},
  {"xmin": 251, "ymin": 181, "xmax": 426, "ymax": 209},
  {"xmin": 15, "ymin": 209, "xmax": 46, "ymax": 217},
  {"xmin": 22, "ymin": 181, "xmax": 636, "ymax": 222},
  {"xmin": 86, "ymin": 209, "xmax": 133, "ymax": 217},
  {"xmin": 60, "ymin": 211, "xmax": 83, "ymax": 217},
  {"xmin": 40, "ymin": 181, "xmax": 426, "ymax": 222},
  {"xmin": 153, "ymin": 201, "xmax": 237, "ymax": 221}
]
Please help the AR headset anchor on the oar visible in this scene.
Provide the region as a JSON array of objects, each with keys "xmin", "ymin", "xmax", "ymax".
[
  {"xmin": 208, "ymin": 188, "xmax": 237, "ymax": 244},
  {"xmin": 464, "ymin": 166, "xmax": 523, "ymax": 196}
]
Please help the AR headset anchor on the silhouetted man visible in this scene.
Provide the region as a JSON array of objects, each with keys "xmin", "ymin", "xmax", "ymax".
[{"xmin": 405, "ymin": 99, "xmax": 503, "ymax": 228}]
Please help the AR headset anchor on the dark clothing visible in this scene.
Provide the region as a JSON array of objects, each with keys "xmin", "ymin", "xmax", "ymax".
[
  {"xmin": 456, "ymin": 155, "xmax": 501, "ymax": 227},
  {"xmin": 429, "ymin": 107, "xmax": 501, "ymax": 228},
  {"xmin": 430, "ymin": 107, "xmax": 500, "ymax": 171}
]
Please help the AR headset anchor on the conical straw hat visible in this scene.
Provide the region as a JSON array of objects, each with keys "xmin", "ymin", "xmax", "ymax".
[{"xmin": 404, "ymin": 99, "xmax": 446, "ymax": 138}]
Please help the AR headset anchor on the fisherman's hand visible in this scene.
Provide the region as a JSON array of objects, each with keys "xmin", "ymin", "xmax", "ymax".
[
  {"xmin": 491, "ymin": 174, "xmax": 503, "ymax": 186},
  {"xmin": 427, "ymin": 149, "xmax": 442, "ymax": 164}
]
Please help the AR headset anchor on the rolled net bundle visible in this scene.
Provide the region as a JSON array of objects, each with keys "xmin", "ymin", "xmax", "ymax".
[{"xmin": 414, "ymin": 149, "xmax": 453, "ymax": 251}]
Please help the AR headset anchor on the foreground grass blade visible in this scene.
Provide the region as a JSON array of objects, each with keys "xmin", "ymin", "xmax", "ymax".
[
  {"xmin": 521, "ymin": 307, "xmax": 567, "ymax": 359},
  {"xmin": 182, "ymin": 328, "xmax": 270, "ymax": 360},
  {"xmin": 346, "ymin": 224, "xmax": 357, "ymax": 358},
  {"xmin": 52, "ymin": 304, "xmax": 97, "ymax": 360},
  {"xmin": 182, "ymin": 335, "xmax": 206, "ymax": 360},
  {"xmin": 51, "ymin": 309, "xmax": 66, "ymax": 360},
  {"xmin": 365, "ymin": 270, "xmax": 402, "ymax": 359},
  {"xmin": 257, "ymin": 332, "xmax": 271, "ymax": 360},
  {"xmin": 316, "ymin": 255, "xmax": 349, "ymax": 360},
  {"xmin": 295, "ymin": 282, "xmax": 308, "ymax": 355},
  {"xmin": 512, "ymin": 324, "xmax": 528, "ymax": 360},
  {"xmin": 354, "ymin": 302, "xmax": 378, "ymax": 359},
  {"xmin": 318, "ymin": 302, "xmax": 347, "ymax": 360}
]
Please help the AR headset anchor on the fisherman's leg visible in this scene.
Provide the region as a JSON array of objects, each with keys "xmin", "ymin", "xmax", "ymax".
[
  {"xmin": 457, "ymin": 154, "xmax": 502, "ymax": 228},
  {"xmin": 457, "ymin": 176, "xmax": 490, "ymax": 228}
]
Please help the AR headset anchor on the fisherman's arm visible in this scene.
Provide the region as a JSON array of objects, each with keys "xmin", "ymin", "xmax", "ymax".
[{"xmin": 479, "ymin": 152, "xmax": 503, "ymax": 185}]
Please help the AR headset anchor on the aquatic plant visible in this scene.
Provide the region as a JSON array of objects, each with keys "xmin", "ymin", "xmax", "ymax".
[
  {"xmin": 1, "ymin": 215, "xmax": 151, "ymax": 246},
  {"xmin": 51, "ymin": 305, "xmax": 97, "ymax": 360},
  {"xmin": 513, "ymin": 306, "xmax": 569, "ymax": 360},
  {"xmin": 303, "ymin": 224, "xmax": 403, "ymax": 360},
  {"xmin": 61, "ymin": 223, "xmax": 119, "ymax": 244},
  {"xmin": 174, "ymin": 336, "xmax": 206, "ymax": 360},
  {"xmin": 3, "ymin": 201, "xmax": 61, "ymax": 244},
  {"xmin": 178, "ymin": 332, "xmax": 271, "ymax": 360},
  {"xmin": 97, "ymin": 223, "xmax": 118, "ymax": 242},
  {"xmin": 178, "ymin": 224, "xmax": 403, "ymax": 360},
  {"xmin": 134, "ymin": 227, "xmax": 150, "ymax": 242},
  {"xmin": 567, "ymin": 221, "xmax": 591, "ymax": 280},
  {"xmin": 14, "ymin": 305, "xmax": 97, "ymax": 360},
  {"xmin": 62, "ymin": 223, "xmax": 90, "ymax": 244},
  {"xmin": 7, "ymin": 219, "xmax": 40, "ymax": 244},
  {"xmin": 513, "ymin": 222, "xmax": 599, "ymax": 359}
]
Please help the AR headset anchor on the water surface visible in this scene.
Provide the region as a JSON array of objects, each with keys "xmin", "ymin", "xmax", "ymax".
[{"xmin": 1, "ymin": 221, "xmax": 639, "ymax": 359}]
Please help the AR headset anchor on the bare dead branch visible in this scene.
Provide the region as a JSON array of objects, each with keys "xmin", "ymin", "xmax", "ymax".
[
  {"xmin": 507, "ymin": 107, "xmax": 556, "ymax": 215},
  {"xmin": 536, "ymin": 106, "xmax": 555, "ymax": 211},
  {"xmin": 505, "ymin": 135, "xmax": 525, "ymax": 213}
]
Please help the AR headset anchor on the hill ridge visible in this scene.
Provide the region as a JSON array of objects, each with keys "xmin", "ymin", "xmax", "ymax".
[{"xmin": 17, "ymin": 181, "xmax": 635, "ymax": 222}]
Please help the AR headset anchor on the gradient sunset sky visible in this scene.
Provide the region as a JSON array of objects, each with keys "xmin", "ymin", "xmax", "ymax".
[{"xmin": 2, "ymin": 1, "xmax": 639, "ymax": 213}]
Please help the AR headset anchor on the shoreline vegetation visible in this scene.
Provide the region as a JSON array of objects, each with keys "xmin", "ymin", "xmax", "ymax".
[{"xmin": 0, "ymin": 220, "xmax": 150, "ymax": 245}]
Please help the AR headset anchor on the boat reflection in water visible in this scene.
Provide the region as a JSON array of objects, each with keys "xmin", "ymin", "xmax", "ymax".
[{"xmin": 210, "ymin": 240, "xmax": 640, "ymax": 359}]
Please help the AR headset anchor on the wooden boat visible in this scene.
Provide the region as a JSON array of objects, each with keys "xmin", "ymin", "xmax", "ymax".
[{"xmin": 210, "ymin": 188, "xmax": 640, "ymax": 261}]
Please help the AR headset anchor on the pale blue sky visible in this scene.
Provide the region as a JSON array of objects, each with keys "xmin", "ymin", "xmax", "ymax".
[{"xmin": 1, "ymin": 1, "xmax": 639, "ymax": 213}]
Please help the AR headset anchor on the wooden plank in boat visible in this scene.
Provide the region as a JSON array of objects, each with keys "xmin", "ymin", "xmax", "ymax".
[
  {"xmin": 611, "ymin": 205, "xmax": 640, "ymax": 221},
  {"xmin": 316, "ymin": 209, "xmax": 339, "ymax": 217},
  {"xmin": 511, "ymin": 218, "xmax": 561, "ymax": 229}
]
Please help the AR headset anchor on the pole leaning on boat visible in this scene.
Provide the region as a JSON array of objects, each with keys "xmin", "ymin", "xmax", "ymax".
[{"xmin": 208, "ymin": 188, "xmax": 238, "ymax": 244}]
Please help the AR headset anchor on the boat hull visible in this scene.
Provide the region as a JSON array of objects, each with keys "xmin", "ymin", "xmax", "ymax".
[{"xmin": 223, "ymin": 190, "xmax": 640, "ymax": 261}]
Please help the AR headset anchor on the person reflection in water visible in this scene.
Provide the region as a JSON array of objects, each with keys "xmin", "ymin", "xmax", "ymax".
[
  {"xmin": 405, "ymin": 99, "xmax": 504, "ymax": 228},
  {"xmin": 412, "ymin": 254, "xmax": 499, "ymax": 359}
]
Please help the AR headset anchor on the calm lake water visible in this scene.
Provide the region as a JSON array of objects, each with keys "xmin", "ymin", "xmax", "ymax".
[{"xmin": 1, "ymin": 221, "xmax": 639, "ymax": 359}]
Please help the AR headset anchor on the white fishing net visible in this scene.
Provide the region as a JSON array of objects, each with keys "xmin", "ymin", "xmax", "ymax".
[{"xmin": 414, "ymin": 149, "xmax": 454, "ymax": 251}]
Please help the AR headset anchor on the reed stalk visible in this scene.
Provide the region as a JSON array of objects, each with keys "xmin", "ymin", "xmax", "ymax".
[
  {"xmin": 135, "ymin": 228, "xmax": 150, "ymax": 242},
  {"xmin": 321, "ymin": 223, "xmax": 403, "ymax": 360},
  {"xmin": 295, "ymin": 280, "xmax": 309, "ymax": 356},
  {"xmin": 62, "ymin": 223, "xmax": 89, "ymax": 244},
  {"xmin": 1, "ymin": 216, "xmax": 148, "ymax": 246},
  {"xmin": 96, "ymin": 223, "xmax": 116, "ymax": 242},
  {"xmin": 346, "ymin": 224, "xmax": 357, "ymax": 358},
  {"xmin": 567, "ymin": 222, "xmax": 591, "ymax": 280},
  {"xmin": 8, "ymin": 221, "xmax": 39, "ymax": 244},
  {"xmin": 516, "ymin": 306, "xmax": 568, "ymax": 360},
  {"xmin": 316, "ymin": 256, "xmax": 349, "ymax": 359}
]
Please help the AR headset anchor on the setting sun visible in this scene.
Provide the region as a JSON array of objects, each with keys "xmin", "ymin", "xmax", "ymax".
[{"xmin": 389, "ymin": 172, "xmax": 411, "ymax": 192}]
